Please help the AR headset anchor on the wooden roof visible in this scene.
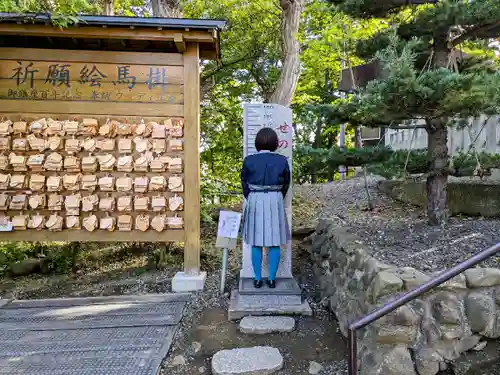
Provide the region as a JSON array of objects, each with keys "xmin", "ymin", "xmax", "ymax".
[{"xmin": 0, "ymin": 13, "xmax": 225, "ymax": 60}]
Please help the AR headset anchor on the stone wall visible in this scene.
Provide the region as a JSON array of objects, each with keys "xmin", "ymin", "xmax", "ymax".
[
  {"xmin": 379, "ymin": 179, "xmax": 500, "ymax": 217},
  {"xmin": 308, "ymin": 220, "xmax": 500, "ymax": 375}
]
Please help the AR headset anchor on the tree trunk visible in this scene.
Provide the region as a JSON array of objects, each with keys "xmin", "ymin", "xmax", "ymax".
[
  {"xmin": 424, "ymin": 36, "xmax": 450, "ymax": 225},
  {"xmin": 354, "ymin": 126, "xmax": 362, "ymax": 148},
  {"xmin": 103, "ymin": 0, "xmax": 114, "ymax": 15},
  {"xmin": 426, "ymin": 118, "xmax": 449, "ymax": 225},
  {"xmin": 268, "ymin": 0, "xmax": 304, "ymax": 106},
  {"xmin": 151, "ymin": 0, "xmax": 182, "ymax": 17}
]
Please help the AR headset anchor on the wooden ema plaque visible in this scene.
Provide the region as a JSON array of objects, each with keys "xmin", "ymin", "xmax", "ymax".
[{"xmin": 0, "ymin": 47, "xmax": 198, "ymax": 245}]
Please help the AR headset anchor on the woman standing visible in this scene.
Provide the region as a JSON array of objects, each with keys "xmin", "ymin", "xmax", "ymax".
[{"xmin": 241, "ymin": 127, "xmax": 291, "ymax": 288}]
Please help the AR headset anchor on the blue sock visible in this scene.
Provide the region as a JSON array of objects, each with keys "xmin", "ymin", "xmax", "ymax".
[
  {"xmin": 252, "ymin": 246, "xmax": 263, "ymax": 280},
  {"xmin": 268, "ymin": 246, "xmax": 281, "ymax": 281}
]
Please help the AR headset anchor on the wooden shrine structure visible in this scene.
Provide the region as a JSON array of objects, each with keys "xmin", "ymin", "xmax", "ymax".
[{"xmin": 0, "ymin": 13, "xmax": 224, "ymax": 286}]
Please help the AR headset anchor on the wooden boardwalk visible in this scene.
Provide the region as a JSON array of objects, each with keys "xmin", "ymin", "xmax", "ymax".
[{"xmin": 0, "ymin": 294, "xmax": 189, "ymax": 375}]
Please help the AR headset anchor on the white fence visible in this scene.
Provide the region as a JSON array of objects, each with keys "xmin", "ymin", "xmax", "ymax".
[{"xmin": 385, "ymin": 116, "xmax": 500, "ymax": 155}]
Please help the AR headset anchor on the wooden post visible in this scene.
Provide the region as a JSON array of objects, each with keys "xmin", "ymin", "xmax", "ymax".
[{"xmin": 183, "ymin": 42, "xmax": 201, "ymax": 275}]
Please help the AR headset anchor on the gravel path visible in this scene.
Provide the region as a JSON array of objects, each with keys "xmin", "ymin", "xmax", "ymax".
[
  {"xmin": 161, "ymin": 244, "xmax": 349, "ymax": 375},
  {"xmin": 296, "ymin": 176, "xmax": 500, "ymax": 273}
]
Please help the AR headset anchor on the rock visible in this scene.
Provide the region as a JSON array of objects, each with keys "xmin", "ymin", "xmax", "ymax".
[
  {"xmin": 432, "ymin": 292, "xmax": 462, "ymax": 325},
  {"xmin": 293, "ymin": 225, "xmax": 317, "ymax": 237},
  {"xmin": 395, "ymin": 267, "xmax": 430, "ymax": 290},
  {"xmin": 452, "ymin": 339, "xmax": 500, "ymax": 375},
  {"xmin": 211, "ymin": 346, "xmax": 283, "ymax": 375},
  {"xmin": 381, "ymin": 305, "xmax": 420, "ymax": 326},
  {"xmin": 436, "ymin": 273, "xmax": 467, "ymax": 290},
  {"xmin": 465, "ymin": 268, "xmax": 500, "ymax": 288},
  {"xmin": 361, "ymin": 345, "xmax": 417, "ymax": 375},
  {"xmin": 170, "ymin": 355, "xmax": 187, "ymax": 366},
  {"xmin": 472, "ymin": 341, "xmax": 487, "ymax": 351},
  {"xmin": 199, "ymin": 366, "xmax": 207, "ymax": 373},
  {"xmin": 308, "ymin": 361, "xmax": 323, "ymax": 374},
  {"xmin": 415, "ymin": 348, "xmax": 442, "ymax": 375},
  {"xmin": 191, "ymin": 341, "xmax": 202, "ymax": 354},
  {"xmin": 373, "ymin": 324, "xmax": 417, "ymax": 345},
  {"xmin": 9, "ymin": 258, "xmax": 41, "ymax": 276},
  {"xmin": 239, "ymin": 316, "xmax": 295, "ymax": 335},
  {"xmin": 464, "ymin": 293, "xmax": 495, "ymax": 336},
  {"xmin": 353, "ymin": 248, "xmax": 369, "ymax": 270},
  {"xmin": 371, "ymin": 271, "xmax": 403, "ymax": 303}
]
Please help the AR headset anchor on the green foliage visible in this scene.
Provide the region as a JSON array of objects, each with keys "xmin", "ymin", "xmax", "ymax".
[
  {"xmin": 369, "ymin": 150, "xmax": 500, "ymax": 179},
  {"xmin": 328, "ymin": 33, "xmax": 500, "ymax": 127},
  {"xmin": 295, "ymin": 144, "xmax": 393, "ymax": 180},
  {"xmin": 0, "ymin": 0, "xmax": 99, "ymax": 26},
  {"xmin": 0, "ymin": 241, "xmax": 75, "ymax": 275}
]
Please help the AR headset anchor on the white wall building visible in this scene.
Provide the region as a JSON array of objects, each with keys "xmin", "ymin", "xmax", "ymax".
[{"xmin": 385, "ymin": 115, "xmax": 500, "ymax": 155}]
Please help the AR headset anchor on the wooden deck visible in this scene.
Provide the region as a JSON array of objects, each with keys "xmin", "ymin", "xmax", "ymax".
[{"xmin": 0, "ymin": 293, "xmax": 189, "ymax": 375}]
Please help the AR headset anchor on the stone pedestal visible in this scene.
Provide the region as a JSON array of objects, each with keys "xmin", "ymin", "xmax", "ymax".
[
  {"xmin": 171, "ymin": 271, "xmax": 207, "ymax": 292},
  {"xmin": 228, "ymin": 277, "xmax": 312, "ymax": 320}
]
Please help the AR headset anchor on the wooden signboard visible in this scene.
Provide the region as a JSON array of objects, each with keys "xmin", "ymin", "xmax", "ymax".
[{"xmin": 0, "ymin": 48, "xmax": 191, "ymax": 243}]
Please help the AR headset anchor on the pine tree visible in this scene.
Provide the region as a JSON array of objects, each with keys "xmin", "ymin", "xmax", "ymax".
[{"xmin": 328, "ymin": 0, "xmax": 500, "ymax": 225}]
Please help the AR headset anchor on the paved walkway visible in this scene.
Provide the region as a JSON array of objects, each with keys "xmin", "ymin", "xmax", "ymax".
[{"xmin": 0, "ymin": 293, "xmax": 189, "ymax": 375}]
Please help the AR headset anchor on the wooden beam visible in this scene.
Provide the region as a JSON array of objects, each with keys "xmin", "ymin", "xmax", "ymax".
[
  {"xmin": 0, "ymin": 47, "xmax": 184, "ymax": 66},
  {"xmin": 174, "ymin": 33, "xmax": 186, "ymax": 53},
  {"xmin": 183, "ymin": 42, "xmax": 201, "ymax": 275},
  {"xmin": 0, "ymin": 24, "xmax": 216, "ymax": 43},
  {"xmin": 0, "ymin": 100, "xmax": 184, "ymax": 117},
  {"xmin": 0, "ymin": 230, "xmax": 184, "ymax": 242}
]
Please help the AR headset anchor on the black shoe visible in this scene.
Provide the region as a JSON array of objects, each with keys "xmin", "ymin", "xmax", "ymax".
[
  {"xmin": 267, "ymin": 279, "xmax": 276, "ymax": 289},
  {"xmin": 253, "ymin": 279, "xmax": 263, "ymax": 288}
]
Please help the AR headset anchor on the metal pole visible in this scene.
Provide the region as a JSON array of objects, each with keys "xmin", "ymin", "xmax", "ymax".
[
  {"xmin": 348, "ymin": 328, "xmax": 357, "ymax": 375},
  {"xmin": 220, "ymin": 248, "xmax": 229, "ymax": 294}
]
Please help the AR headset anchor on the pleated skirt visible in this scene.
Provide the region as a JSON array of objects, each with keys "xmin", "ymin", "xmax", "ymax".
[{"xmin": 242, "ymin": 185, "xmax": 290, "ymax": 247}]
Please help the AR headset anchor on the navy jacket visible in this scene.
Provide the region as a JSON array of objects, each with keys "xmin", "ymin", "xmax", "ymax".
[{"xmin": 241, "ymin": 151, "xmax": 290, "ymax": 199}]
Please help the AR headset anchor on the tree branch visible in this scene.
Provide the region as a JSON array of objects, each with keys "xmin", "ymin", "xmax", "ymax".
[
  {"xmin": 451, "ymin": 21, "xmax": 500, "ymax": 47},
  {"xmin": 388, "ymin": 124, "xmax": 427, "ymax": 129}
]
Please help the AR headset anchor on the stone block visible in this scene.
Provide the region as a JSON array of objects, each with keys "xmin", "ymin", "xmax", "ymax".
[
  {"xmin": 435, "ymin": 273, "xmax": 467, "ymax": 290},
  {"xmin": 379, "ymin": 305, "xmax": 420, "ymax": 327},
  {"xmin": 464, "ymin": 292, "xmax": 495, "ymax": 336},
  {"xmin": 395, "ymin": 267, "xmax": 430, "ymax": 290},
  {"xmin": 415, "ymin": 348, "xmax": 443, "ymax": 375},
  {"xmin": 239, "ymin": 316, "xmax": 295, "ymax": 335},
  {"xmin": 361, "ymin": 345, "xmax": 417, "ymax": 375},
  {"xmin": 373, "ymin": 324, "xmax": 418, "ymax": 345},
  {"xmin": 363, "ymin": 257, "xmax": 392, "ymax": 285},
  {"xmin": 432, "ymin": 292, "xmax": 462, "ymax": 325},
  {"xmin": 236, "ymin": 294, "xmax": 302, "ymax": 307},
  {"xmin": 228, "ymin": 290, "xmax": 312, "ymax": 321},
  {"xmin": 465, "ymin": 268, "xmax": 500, "ymax": 288},
  {"xmin": 211, "ymin": 346, "xmax": 284, "ymax": 375},
  {"xmin": 353, "ymin": 248, "xmax": 370, "ymax": 270},
  {"xmin": 371, "ymin": 271, "xmax": 403, "ymax": 303},
  {"xmin": 171, "ymin": 271, "xmax": 207, "ymax": 292}
]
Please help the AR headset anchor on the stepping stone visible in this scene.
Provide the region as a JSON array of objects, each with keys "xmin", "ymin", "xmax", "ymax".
[
  {"xmin": 211, "ymin": 346, "xmax": 283, "ymax": 375},
  {"xmin": 239, "ymin": 316, "xmax": 295, "ymax": 334}
]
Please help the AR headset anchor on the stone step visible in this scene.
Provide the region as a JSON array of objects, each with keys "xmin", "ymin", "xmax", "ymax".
[
  {"xmin": 239, "ymin": 278, "xmax": 302, "ymax": 296},
  {"xmin": 228, "ymin": 290, "xmax": 312, "ymax": 321},
  {"xmin": 239, "ymin": 316, "xmax": 295, "ymax": 335},
  {"xmin": 211, "ymin": 346, "xmax": 283, "ymax": 375}
]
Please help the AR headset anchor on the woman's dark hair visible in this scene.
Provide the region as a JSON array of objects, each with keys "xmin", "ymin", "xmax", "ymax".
[{"xmin": 255, "ymin": 127, "xmax": 279, "ymax": 152}]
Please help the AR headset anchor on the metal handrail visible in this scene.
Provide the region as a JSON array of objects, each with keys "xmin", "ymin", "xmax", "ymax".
[{"xmin": 347, "ymin": 241, "xmax": 500, "ymax": 375}]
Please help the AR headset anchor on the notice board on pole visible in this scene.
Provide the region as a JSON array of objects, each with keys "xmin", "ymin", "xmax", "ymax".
[{"xmin": 242, "ymin": 103, "xmax": 293, "ymax": 278}]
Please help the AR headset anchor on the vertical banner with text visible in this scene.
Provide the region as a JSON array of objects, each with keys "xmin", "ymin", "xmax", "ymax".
[{"xmin": 241, "ymin": 103, "xmax": 293, "ymax": 279}]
